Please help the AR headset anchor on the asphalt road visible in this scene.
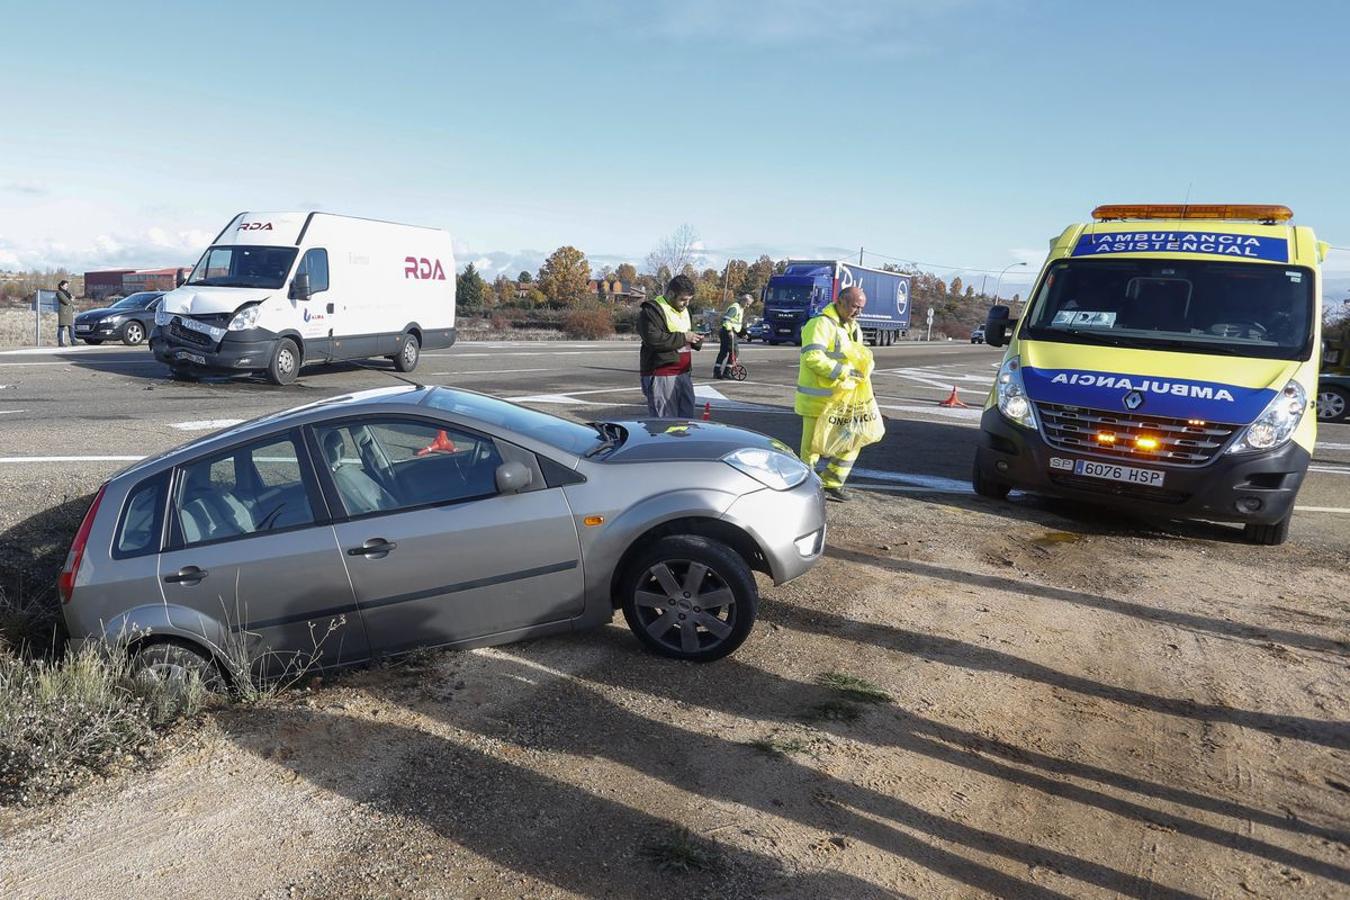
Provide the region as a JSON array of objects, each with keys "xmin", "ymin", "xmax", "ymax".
[{"xmin": 1, "ymin": 337, "xmax": 1348, "ymax": 542}]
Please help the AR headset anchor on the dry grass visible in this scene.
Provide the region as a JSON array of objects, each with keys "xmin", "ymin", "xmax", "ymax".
[{"xmin": 0, "ymin": 309, "xmax": 64, "ymax": 348}]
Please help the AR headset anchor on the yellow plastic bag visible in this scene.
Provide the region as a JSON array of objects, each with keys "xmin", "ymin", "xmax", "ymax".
[{"xmin": 812, "ymin": 384, "xmax": 886, "ymax": 459}]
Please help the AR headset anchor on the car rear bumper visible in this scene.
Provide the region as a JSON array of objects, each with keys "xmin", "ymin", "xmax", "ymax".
[
  {"xmin": 721, "ymin": 477, "xmax": 827, "ymax": 584},
  {"xmin": 975, "ymin": 407, "xmax": 1310, "ymax": 525}
]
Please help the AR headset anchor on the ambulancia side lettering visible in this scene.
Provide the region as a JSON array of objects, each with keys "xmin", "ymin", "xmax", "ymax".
[
  {"xmin": 1050, "ymin": 371, "xmax": 1236, "ymax": 402},
  {"xmin": 404, "ymin": 256, "xmax": 447, "ymax": 280},
  {"xmin": 1071, "ymin": 232, "xmax": 1288, "ymax": 261}
]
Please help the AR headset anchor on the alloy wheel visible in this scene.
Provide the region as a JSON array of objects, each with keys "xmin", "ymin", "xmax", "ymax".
[
  {"xmin": 1317, "ymin": 390, "xmax": 1345, "ymax": 421},
  {"xmin": 631, "ymin": 558, "xmax": 737, "ymax": 655}
]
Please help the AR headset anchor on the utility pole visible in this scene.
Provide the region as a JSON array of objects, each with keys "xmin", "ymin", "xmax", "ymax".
[
  {"xmin": 979, "ymin": 274, "xmax": 987, "ymax": 299},
  {"xmin": 859, "ymin": 247, "xmax": 864, "ymax": 265}
]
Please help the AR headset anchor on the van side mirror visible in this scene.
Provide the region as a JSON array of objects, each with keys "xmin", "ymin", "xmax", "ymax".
[
  {"xmin": 290, "ymin": 272, "xmax": 311, "ymax": 301},
  {"xmin": 495, "ymin": 461, "xmax": 532, "ymax": 494},
  {"xmin": 985, "ymin": 305, "xmax": 1015, "ymax": 348},
  {"xmin": 175, "ymin": 270, "xmax": 186, "ymax": 288}
]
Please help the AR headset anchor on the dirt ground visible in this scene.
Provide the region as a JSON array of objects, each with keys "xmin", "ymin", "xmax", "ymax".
[{"xmin": 2, "ymin": 482, "xmax": 1347, "ymax": 899}]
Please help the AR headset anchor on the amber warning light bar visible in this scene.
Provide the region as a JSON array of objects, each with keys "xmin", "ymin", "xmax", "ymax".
[{"xmin": 1091, "ymin": 204, "xmax": 1293, "ymax": 223}]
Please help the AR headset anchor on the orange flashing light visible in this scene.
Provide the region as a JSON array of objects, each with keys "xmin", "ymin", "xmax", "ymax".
[
  {"xmin": 1095, "ymin": 432, "xmax": 1117, "ymax": 445},
  {"xmin": 1091, "ymin": 204, "xmax": 1293, "ymax": 223},
  {"xmin": 1186, "ymin": 419, "xmax": 1207, "ymax": 427},
  {"xmin": 1135, "ymin": 436, "xmax": 1160, "ymax": 451}
]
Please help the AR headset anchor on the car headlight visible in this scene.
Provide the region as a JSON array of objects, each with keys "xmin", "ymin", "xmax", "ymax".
[
  {"xmin": 1227, "ymin": 380, "xmax": 1307, "ymax": 454},
  {"xmin": 227, "ymin": 305, "xmax": 262, "ymax": 331},
  {"xmin": 155, "ymin": 309, "xmax": 173, "ymax": 327},
  {"xmin": 103, "ymin": 315, "xmax": 124, "ymax": 325},
  {"xmin": 995, "ymin": 355, "xmax": 1036, "ymax": 429},
  {"xmin": 723, "ymin": 447, "xmax": 811, "ymax": 491}
]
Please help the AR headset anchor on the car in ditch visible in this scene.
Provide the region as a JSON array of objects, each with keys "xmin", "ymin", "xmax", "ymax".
[{"xmin": 59, "ymin": 386, "xmax": 826, "ymax": 686}]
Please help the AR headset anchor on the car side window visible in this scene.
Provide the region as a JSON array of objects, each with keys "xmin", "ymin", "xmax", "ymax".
[
  {"xmin": 175, "ymin": 436, "xmax": 315, "ymax": 547},
  {"xmin": 313, "ymin": 419, "xmax": 504, "ymax": 518},
  {"xmin": 114, "ymin": 471, "xmax": 169, "ymax": 558},
  {"xmin": 297, "ymin": 248, "xmax": 329, "ymax": 293}
]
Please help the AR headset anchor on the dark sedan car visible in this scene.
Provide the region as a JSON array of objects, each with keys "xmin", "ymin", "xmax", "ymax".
[{"xmin": 75, "ymin": 291, "xmax": 163, "ymax": 345}]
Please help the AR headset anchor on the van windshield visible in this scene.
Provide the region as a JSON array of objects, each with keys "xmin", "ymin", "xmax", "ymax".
[
  {"xmin": 765, "ymin": 284, "xmax": 813, "ymax": 308},
  {"xmin": 1022, "ymin": 259, "xmax": 1314, "ymax": 360},
  {"xmin": 187, "ymin": 246, "xmax": 299, "ymax": 290}
]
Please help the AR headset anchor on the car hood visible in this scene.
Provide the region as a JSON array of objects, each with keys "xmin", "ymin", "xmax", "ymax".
[
  {"xmin": 599, "ymin": 419, "xmax": 797, "ymax": 463},
  {"xmin": 75, "ymin": 307, "xmax": 133, "ymax": 322},
  {"xmin": 160, "ymin": 286, "xmax": 272, "ymax": 316},
  {"xmin": 1019, "ymin": 339, "xmax": 1295, "ymax": 425}
]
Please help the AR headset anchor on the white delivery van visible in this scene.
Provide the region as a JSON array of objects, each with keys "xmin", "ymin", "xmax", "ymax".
[{"xmin": 151, "ymin": 211, "xmax": 456, "ymax": 384}]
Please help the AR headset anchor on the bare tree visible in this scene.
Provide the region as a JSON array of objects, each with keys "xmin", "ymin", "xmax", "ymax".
[{"xmin": 644, "ymin": 224, "xmax": 699, "ymax": 279}]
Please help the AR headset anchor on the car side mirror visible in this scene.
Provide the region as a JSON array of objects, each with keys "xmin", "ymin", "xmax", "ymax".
[
  {"xmin": 985, "ymin": 304, "xmax": 1015, "ymax": 348},
  {"xmin": 495, "ymin": 461, "xmax": 532, "ymax": 494},
  {"xmin": 291, "ymin": 272, "xmax": 311, "ymax": 301}
]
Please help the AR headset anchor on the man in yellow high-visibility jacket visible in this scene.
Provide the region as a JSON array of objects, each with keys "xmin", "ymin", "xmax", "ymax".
[
  {"xmin": 794, "ymin": 286, "xmax": 872, "ymax": 502},
  {"xmin": 714, "ymin": 293, "xmax": 755, "ymax": 379}
]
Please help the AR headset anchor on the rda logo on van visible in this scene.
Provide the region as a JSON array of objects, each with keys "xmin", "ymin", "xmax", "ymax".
[
  {"xmin": 236, "ymin": 222, "xmax": 273, "ymax": 231},
  {"xmin": 404, "ymin": 257, "xmax": 447, "ymax": 280}
]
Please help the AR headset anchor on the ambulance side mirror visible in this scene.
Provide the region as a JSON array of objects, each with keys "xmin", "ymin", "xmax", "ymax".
[{"xmin": 985, "ymin": 305, "xmax": 1015, "ymax": 348}]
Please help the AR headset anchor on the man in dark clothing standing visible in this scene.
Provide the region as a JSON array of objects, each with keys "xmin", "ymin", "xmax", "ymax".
[
  {"xmin": 55, "ymin": 279, "xmax": 76, "ymax": 347},
  {"xmin": 638, "ymin": 274, "xmax": 702, "ymax": 418}
]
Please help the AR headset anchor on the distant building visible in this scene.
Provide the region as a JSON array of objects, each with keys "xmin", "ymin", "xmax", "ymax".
[{"xmin": 83, "ymin": 266, "xmax": 190, "ymax": 299}]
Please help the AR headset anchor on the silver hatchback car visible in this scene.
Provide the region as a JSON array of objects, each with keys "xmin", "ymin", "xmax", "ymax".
[{"xmin": 59, "ymin": 386, "xmax": 825, "ymax": 683}]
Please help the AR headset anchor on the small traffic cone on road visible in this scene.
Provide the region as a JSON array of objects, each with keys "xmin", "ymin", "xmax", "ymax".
[
  {"xmin": 938, "ymin": 386, "xmax": 969, "ymax": 409},
  {"xmin": 702, "ymin": 401, "xmax": 712, "ymax": 421}
]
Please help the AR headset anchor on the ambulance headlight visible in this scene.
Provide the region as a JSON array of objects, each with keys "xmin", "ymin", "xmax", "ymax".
[
  {"xmin": 723, "ymin": 447, "xmax": 811, "ymax": 491},
  {"xmin": 227, "ymin": 304, "xmax": 262, "ymax": 331},
  {"xmin": 996, "ymin": 356, "xmax": 1036, "ymax": 430},
  {"xmin": 1228, "ymin": 380, "xmax": 1306, "ymax": 454}
]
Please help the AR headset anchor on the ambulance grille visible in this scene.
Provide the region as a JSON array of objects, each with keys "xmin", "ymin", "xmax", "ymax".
[{"xmin": 1035, "ymin": 402, "xmax": 1239, "ymax": 466}]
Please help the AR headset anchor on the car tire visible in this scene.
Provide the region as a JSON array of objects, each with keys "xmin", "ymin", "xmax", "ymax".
[
  {"xmin": 1243, "ymin": 515, "xmax": 1291, "ymax": 546},
  {"xmin": 131, "ymin": 638, "xmax": 226, "ymax": 692},
  {"xmin": 168, "ymin": 364, "xmax": 196, "ymax": 382},
  {"xmin": 83, "ymin": 338, "xmax": 103, "ymax": 345},
  {"xmin": 267, "ymin": 338, "xmax": 301, "ymax": 386},
  {"xmin": 972, "ymin": 458, "xmax": 1012, "ymax": 500},
  {"xmin": 1316, "ymin": 385, "xmax": 1349, "ymax": 422},
  {"xmin": 122, "ymin": 321, "xmax": 146, "ymax": 345},
  {"xmin": 392, "ymin": 333, "xmax": 420, "ymax": 372},
  {"xmin": 620, "ymin": 535, "xmax": 758, "ymax": 662}
]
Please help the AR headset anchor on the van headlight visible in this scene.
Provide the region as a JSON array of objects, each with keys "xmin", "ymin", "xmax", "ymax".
[
  {"xmin": 996, "ymin": 356, "xmax": 1036, "ymax": 429},
  {"xmin": 1227, "ymin": 380, "xmax": 1306, "ymax": 454},
  {"xmin": 723, "ymin": 447, "xmax": 811, "ymax": 490},
  {"xmin": 155, "ymin": 310, "xmax": 172, "ymax": 327},
  {"xmin": 227, "ymin": 305, "xmax": 262, "ymax": 331}
]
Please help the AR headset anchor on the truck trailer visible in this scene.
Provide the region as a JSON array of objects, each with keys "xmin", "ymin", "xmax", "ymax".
[{"xmin": 762, "ymin": 260, "xmax": 911, "ymax": 346}]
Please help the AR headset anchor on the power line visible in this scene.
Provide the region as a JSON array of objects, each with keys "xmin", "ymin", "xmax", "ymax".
[{"xmin": 854, "ymin": 248, "xmax": 1038, "ymax": 276}]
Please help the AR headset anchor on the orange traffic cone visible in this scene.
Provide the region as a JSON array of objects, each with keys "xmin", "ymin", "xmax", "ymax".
[
  {"xmin": 702, "ymin": 401, "xmax": 712, "ymax": 421},
  {"xmin": 938, "ymin": 386, "xmax": 969, "ymax": 408},
  {"xmin": 416, "ymin": 429, "xmax": 458, "ymax": 456}
]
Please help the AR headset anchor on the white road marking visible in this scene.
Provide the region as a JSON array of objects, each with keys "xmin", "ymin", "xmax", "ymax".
[
  {"xmin": 0, "ymin": 410, "xmax": 20, "ymax": 416},
  {"xmin": 1316, "ymin": 442, "xmax": 1350, "ymax": 450},
  {"xmin": 0, "ymin": 456, "xmax": 144, "ymax": 464},
  {"xmin": 0, "ymin": 345, "xmax": 119, "ymax": 356},
  {"xmin": 508, "ymin": 393, "xmax": 597, "ymax": 406},
  {"xmin": 877, "ymin": 403, "xmax": 982, "ymax": 424},
  {"xmin": 0, "ymin": 360, "xmax": 160, "ymax": 367},
  {"xmin": 1307, "ymin": 465, "xmax": 1350, "ymax": 476},
  {"xmin": 855, "ymin": 483, "xmax": 971, "ymax": 495},
  {"xmin": 850, "ymin": 467, "xmax": 974, "ymax": 492},
  {"xmin": 1295, "ymin": 506, "xmax": 1350, "ymax": 514},
  {"xmin": 169, "ymin": 419, "xmax": 244, "ymax": 431},
  {"xmin": 426, "ymin": 367, "xmax": 564, "ymax": 376}
]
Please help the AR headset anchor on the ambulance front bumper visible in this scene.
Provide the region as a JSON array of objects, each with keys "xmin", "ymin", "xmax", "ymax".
[{"xmin": 975, "ymin": 407, "xmax": 1310, "ymax": 525}]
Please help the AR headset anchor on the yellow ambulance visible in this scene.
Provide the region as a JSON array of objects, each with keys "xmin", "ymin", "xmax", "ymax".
[{"xmin": 975, "ymin": 204, "xmax": 1327, "ymax": 545}]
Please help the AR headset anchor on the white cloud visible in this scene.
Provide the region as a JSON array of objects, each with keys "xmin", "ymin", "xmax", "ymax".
[{"xmin": 0, "ymin": 227, "xmax": 206, "ymax": 272}]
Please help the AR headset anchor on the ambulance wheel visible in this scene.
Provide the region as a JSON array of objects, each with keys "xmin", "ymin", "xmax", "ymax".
[
  {"xmin": 1243, "ymin": 515, "xmax": 1290, "ymax": 546},
  {"xmin": 972, "ymin": 458, "xmax": 1011, "ymax": 500},
  {"xmin": 267, "ymin": 338, "xmax": 300, "ymax": 386},
  {"xmin": 392, "ymin": 333, "xmax": 420, "ymax": 372},
  {"xmin": 730, "ymin": 364, "xmax": 748, "ymax": 381}
]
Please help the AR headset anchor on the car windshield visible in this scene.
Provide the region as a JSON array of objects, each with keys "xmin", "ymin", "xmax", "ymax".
[
  {"xmin": 112, "ymin": 293, "xmax": 157, "ymax": 309},
  {"xmin": 765, "ymin": 284, "xmax": 813, "ymax": 308},
  {"xmin": 1022, "ymin": 259, "xmax": 1314, "ymax": 360},
  {"xmin": 186, "ymin": 246, "xmax": 299, "ymax": 289},
  {"xmin": 423, "ymin": 388, "xmax": 601, "ymax": 455}
]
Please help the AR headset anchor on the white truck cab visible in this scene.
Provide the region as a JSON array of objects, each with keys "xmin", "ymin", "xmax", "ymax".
[{"xmin": 151, "ymin": 211, "xmax": 456, "ymax": 384}]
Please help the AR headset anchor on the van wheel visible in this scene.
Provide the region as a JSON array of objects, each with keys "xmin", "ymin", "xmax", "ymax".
[
  {"xmin": 168, "ymin": 365, "xmax": 196, "ymax": 382},
  {"xmin": 1243, "ymin": 515, "xmax": 1290, "ymax": 546},
  {"xmin": 393, "ymin": 334, "xmax": 420, "ymax": 372},
  {"xmin": 267, "ymin": 338, "xmax": 300, "ymax": 385},
  {"xmin": 620, "ymin": 535, "xmax": 757, "ymax": 662},
  {"xmin": 131, "ymin": 639, "xmax": 226, "ymax": 693},
  {"xmin": 972, "ymin": 458, "xmax": 1011, "ymax": 500}
]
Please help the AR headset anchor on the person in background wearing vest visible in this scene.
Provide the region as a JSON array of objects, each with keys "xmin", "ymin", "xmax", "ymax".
[
  {"xmin": 55, "ymin": 279, "xmax": 76, "ymax": 347},
  {"xmin": 714, "ymin": 292, "xmax": 755, "ymax": 379},
  {"xmin": 639, "ymin": 274, "xmax": 703, "ymax": 418},
  {"xmin": 795, "ymin": 285, "xmax": 873, "ymax": 502}
]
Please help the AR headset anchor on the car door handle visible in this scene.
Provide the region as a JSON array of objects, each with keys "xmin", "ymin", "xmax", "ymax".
[
  {"xmin": 164, "ymin": 565, "xmax": 208, "ymax": 585},
  {"xmin": 348, "ymin": 538, "xmax": 397, "ymax": 557}
]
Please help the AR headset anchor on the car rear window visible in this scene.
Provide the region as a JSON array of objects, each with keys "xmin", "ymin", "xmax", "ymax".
[{"xmin": 114, "ymin": 471, "xmax": 169, "ymax": 558}]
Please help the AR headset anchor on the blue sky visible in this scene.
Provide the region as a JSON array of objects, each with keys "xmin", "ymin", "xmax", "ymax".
[{"xmin": 2, "ymin": 0, "xmax": 1348, "ymax": 297}]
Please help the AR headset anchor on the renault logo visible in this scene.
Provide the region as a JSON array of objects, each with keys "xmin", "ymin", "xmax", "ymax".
[{"xmin": 1123, "ymin": 390, "xmax": 1144, "ymax": 410}]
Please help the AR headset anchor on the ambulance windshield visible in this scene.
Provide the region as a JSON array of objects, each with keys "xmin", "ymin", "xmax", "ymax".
[
  {"xmin": 187, "ymin": 246, "xmax": 299, "ymax": 290},
  {"xmin": 1022, "ymin": 259, "xmax": 1314, "ymax": 361}
]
